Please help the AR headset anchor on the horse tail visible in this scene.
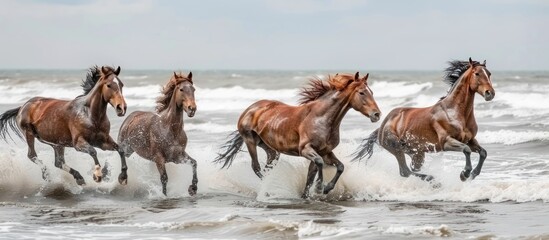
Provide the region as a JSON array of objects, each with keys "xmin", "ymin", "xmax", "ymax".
[
  {"xmin": 213, "ymin": 130, "xmax": 244, "ymax": 169},
  {"xmin": 352, "ymin": 128, "xmax": 379, "ymax": 162},
  {"xmin": 0, "ymin": 107, "xmax": 23, "ymax": 142}
]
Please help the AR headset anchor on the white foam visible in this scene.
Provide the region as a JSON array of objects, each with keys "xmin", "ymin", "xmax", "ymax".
[
  {"xmin": 477, "ymin": 130, "xmax": 549, "ymax": 145},
  {"xmin": 379, "ymin": 224, "xmax": 452, "ymax": 237}
]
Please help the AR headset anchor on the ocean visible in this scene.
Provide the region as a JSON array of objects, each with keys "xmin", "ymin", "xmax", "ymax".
[{"xmin": 0, "ymin": 69, "xmax": 548, "ymax": 239}]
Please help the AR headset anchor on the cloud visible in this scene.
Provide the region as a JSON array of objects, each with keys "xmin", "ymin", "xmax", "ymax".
[
  {"xmin": 263, "ymin": 0, "xmax": 368, "ymax": 14},
  {"xmin": 0, "ymin": 0, "xmax": 153, "ymax": 18}
]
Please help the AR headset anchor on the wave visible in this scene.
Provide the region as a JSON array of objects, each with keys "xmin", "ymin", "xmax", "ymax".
[{"xmin": 477, "ymin": 130, "xmax": 549, "ymax": 145}]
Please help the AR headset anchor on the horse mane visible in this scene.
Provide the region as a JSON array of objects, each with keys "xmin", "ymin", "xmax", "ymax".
[
  {"xmin": 155, "ymin": 74, "xmax": 192, "ymax": 113},
  {"xmin": 440, "ymin": 60, "xmax": 481, "ymax": 100},
  {"xmin": 80, "ymin": 65, "xmax": 117, "ymax": 96},
  {"xmin": 298, "ymin": 74, "xmax": 354, "ymax": 105}
]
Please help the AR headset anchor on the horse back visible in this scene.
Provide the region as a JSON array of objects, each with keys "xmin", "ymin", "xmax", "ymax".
[
  {"xmin": 17, "ymin": 97, "xmax": 73, "ymax": 145},
  {"xmin": 381, "ymin": 106, "xmax": 441, "ymax": 151}
]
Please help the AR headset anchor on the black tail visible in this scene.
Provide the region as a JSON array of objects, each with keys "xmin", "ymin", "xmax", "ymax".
[
  {"xmin": 352, "ymin": 128, "xmax": 379, "ymax": 162},
  {"xmin": 0, "ymin": 107, "xmax": 22, "ymax": 142},
  {"xmin": 213, "ymin": 130, "xmax": 244, "ymax": 169}
]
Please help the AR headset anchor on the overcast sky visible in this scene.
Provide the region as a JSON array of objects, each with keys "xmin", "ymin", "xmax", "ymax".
[{"xmin": 0, "ymin": 0, "xmax": 547, "ymax": 70}]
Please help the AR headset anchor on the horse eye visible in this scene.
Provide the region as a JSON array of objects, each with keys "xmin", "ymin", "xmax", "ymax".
[
  {"xmin": 179, "ymin": 88, "xmax": 184, "ymax": 91},
  {"xmin": 475, "ymin": 73, "xmax": 479, "ymax": 76},
  {"xmin": 106, "ymin": 84, "xmax": 112, "ymax": 88},
  {"xmin": 359, "ymin": 92, "xmax": 365, "ymax": 95}
]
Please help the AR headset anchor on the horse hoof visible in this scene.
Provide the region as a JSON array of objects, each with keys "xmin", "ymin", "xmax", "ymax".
[
  {"xmin": 459, "ymin": 171, "xmax": 469, "ymax": 182},
  {"xmin": 118, "ymin": 177, "xmax": 128, "ymax": 185},
  {"xmin": 188, "ymin": 185, "xmax": 198, "ymax": 196},
  {"xmin": 76, "ymin": 178, "xmax": 86, "ymax": 186},
  {"xmin": 93, "ymin": 174, "xmax": 102, "ymax": 183},
  {"xmin": 41, "ymin": 167, "xmax": 50, "ymax": 181},
  {"xmin": 424, "ymin": 175, "xmax": 435, "ymax": 182}
]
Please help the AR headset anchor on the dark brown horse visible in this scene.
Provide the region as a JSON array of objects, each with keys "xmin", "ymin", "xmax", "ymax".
[
  {"xmin": 0, "ymin": 66, "xmax": 127, "ymax": 185},
  {"xmin": 354, "ymin": 58, "xmax": 495, "ymax": 182},
  {"xmin": 215, "ymin": 72, "xmax": 381, "ymax": 198},
  {"xmin": 117, "ymin": 72, "xmax": 198, "ymax": 196}
]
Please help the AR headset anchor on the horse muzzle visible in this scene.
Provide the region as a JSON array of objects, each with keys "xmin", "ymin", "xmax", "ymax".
[
  {"xmin": 186, "ymin": 106, "xmax": 196, "ymax": 118},
  {"xmin": 116, "ymin": 104, "xmax": 127, "ymax": 117},
  {"xmin": 369, "ymin": 111, "xmax": 381, "ymax": 123},
  {"xmin": 484, "ymin": 90, "xmax": 495, "ymax": 101}
]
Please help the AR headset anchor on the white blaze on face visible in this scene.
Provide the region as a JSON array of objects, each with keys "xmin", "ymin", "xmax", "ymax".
[
  {"xmin": 112, "ymin": 76, "xmax": 121, "ymax": 89},
  {"xmin": 481, "ymin": 68, "xmax": 492, "ymax": 84}
]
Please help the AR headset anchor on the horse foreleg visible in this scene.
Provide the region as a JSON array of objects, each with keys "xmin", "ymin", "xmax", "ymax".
[
  {"xmin": 100, "ymin": 137, "xmax": 127, "ymax": 185},
  {"xmin": 322, "ymin": 152, "xmax": 344, "ymax": 195},
  {"xmin": 468, "ymin": 138, "xmax": 487, "ymax": 180},
  {"xmin": 52, "ymin": 146, "xmax": 85, "ymax": 185},
  {"xmin": 179, "ymin": 153, "xmax": 198, "ymax": 196},
  {"xmin": 74, "ymin": 137, "xmax": 103, "ymax": 183},
  {"xmin": 302, "ymin": 162, "xmax": 318, "ymax": 199},
  {"xmin": 154, "ymin": 157, "xmax": 168, "ymax": 196},
  {"xmin": 410, "ymin": 152, "xmax": 425, "ymax": 172},
  {"xmin": 443, "ymin": 137, "xmax": 473, "ymax": 181},
  {"xmin": 301, "ymin": 144, "xmax": 324, "ymax": 194}
]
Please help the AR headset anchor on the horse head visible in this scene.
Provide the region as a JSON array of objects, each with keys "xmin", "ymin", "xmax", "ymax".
[
  {"xmin": 467, "ymin": 58, "xmax": 495, "ymax": 101},
  {"xmin": 172, "ymin": 71, "xmax": 196, "ymax": 117},
  {"xmin": 345, "ymin": 72, "xmax": 381, "ymax": 122},
  {"xmin": 100, "ymin": 66, "xmax": 127, "ymax": 116}
]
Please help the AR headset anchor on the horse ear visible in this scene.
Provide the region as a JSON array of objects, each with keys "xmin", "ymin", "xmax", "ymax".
[
  {"xmin": 188, "ymin": 71, "xmax": 193, "ymax": 79},
  {"xmin": 469, "ymin": 57, "xmax": 474, "ymax": 64},
  {"xmin": 354, "ymin": 72, "xmax": 360, "ymax": 81},
  {"xmin": 174, "ymin": 71, "xmax": 178, "ymax": 78},
  {"xmin": 364, "ymin": 73, "xmax": 369, "ymax": 81},
  {"xmin": 115, "ymin": 66, "xmax": 121, "ymax": 75},
  {"xmin": 101, "ymin": 66, "xmax": 108, "ymax": 75},
  {"xmin": 482, "ymin": 60, "xmax": 487, "ymax": 66}
]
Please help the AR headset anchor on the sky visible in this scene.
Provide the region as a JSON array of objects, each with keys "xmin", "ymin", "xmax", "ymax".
[{"xmin": 0, "ymin": 0, "xmax": 547, "ymax": 70}]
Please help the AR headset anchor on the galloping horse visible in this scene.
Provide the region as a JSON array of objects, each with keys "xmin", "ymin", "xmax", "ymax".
[
  {"xmin": 215, "ymin": 72, "xmax": 381, "ymax": 198},
  {"xmin": 354, "ymin": 58, "xmax": 495, "ymax": 182},
  {"xmin": 0, "ymin": 66, "xmax": 127, "ymax": 185},
  {"xmin": 117, "ymin": 72, "xmax": 198, "ymax": 196}
]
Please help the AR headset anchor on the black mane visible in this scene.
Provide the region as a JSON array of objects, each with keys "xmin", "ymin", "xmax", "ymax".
[
  {"xmin": 440, "ymin": 60, "xmax": 480, "ymax": 100},
  {"xmin": 80, "ymin": 65, "xmax": 118, "ymax": 96},
  {"xmin": 443, "ymin": 60, "xmax": 480, "ymax": 88},
  {"xmin": 81, "ymin": 66, "xmax": 102, "ymax": 96}
]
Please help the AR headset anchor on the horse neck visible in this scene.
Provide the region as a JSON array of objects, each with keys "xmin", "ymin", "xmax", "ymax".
[
  {"xmin": 309, "ymin": 90, "xmax": 352, "ymax": 130},
  {"xmin": 440, "ymin": 74, "xmax": 476, "ymax": 118},
  {"xmin": 84, "ymin": 84, "xmax": 108, "ymax": 123},
  {"xmin": 160, "ymin": 94, "xmax": 184, "ymax": 130}
]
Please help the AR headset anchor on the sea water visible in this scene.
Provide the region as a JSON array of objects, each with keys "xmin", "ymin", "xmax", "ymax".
[{"xmin": 0, "ymin": 69, "xmax": 548, "ymax": 239}]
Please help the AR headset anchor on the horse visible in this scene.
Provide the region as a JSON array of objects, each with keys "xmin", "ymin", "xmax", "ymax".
[
  {"xmin": 117, "ymin": 71, "xmax": 198, "ymax": 196},
  {"xmin": 354, "ymin": 58, "xmax": 495, "ymax": 182},
  {"xmin": 0, "ymin": 66, "xmax": 127, "ymax": 185},
  {"xmin": 214, "ymin": 72, "xmax": 381, "ymax": 198}
]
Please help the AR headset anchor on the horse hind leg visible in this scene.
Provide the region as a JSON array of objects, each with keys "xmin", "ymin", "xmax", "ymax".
[
  {"xmin": 52, "ymin": 146, "xmax": 85, "ymax": 185},
  {"xmin": 21, "ymin": 129, "xmax": 50, "ymax": 181},
  {"xmin": 241, "ymin": 131, "xmax": 263, "ymax": 179},
  {"xmin": 259, "ymin": 142, "xmax": 279, "ymax": 172},
  {"xmin": 410, "ymin": 152, "xmax": 425, "ymax": 172},
  {"xmin": 382, "ymin": 133, "xmax": 434, "ymax": 181}
]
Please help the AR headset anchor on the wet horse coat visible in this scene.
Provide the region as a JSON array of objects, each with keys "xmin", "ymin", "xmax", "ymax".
[
  {"xmin": 117, "ymin": 72, "xmax": 198, "ymax": 196},
  {"xmin": 215, "ymin": 72, "xmax": 381, "ymax": 198},
  {"xmin": 354, "ymin": 58, "xmax": 495, "ymax": 182},
  {"xmin": 0, "ymin": 66, "xmax": 127, "ymax": 185}
]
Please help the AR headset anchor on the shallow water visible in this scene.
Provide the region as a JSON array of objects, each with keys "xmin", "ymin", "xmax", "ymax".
[{"xmin": 0, "ymin": 69, "xmax": 548, "ymax": 239}]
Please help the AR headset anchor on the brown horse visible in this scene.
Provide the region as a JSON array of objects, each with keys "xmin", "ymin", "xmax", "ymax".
[
  {"xmin": 117, "ymin": 72, "xmax": 198, "ymax": 196},
  {"xmin": 0, "ymin": 66, "xmax": 127, "ymax": 185},
  {"xmin": 214, "ymin": 72, "xmax": 381, "ymax": 198},
  {"xmin": 354, "ymin": 58, "xmax": 495, "ymax": 182}
]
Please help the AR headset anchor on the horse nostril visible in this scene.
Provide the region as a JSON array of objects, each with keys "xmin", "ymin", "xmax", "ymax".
[{"xmin": 373, "ymin": 112, "xmax": 380, "ymax": 118}]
